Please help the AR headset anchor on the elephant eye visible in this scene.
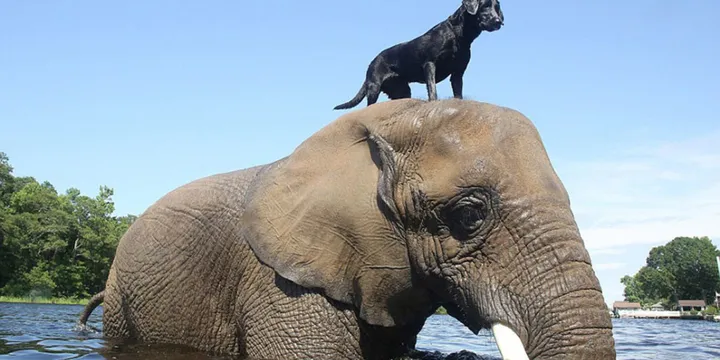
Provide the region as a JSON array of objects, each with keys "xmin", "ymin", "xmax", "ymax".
[
  {"xmin": 447, "ymin": 197, "xmax": 488, "ymax": 239},
  {"xmin": 424, "ymin": 189, "xmax": 495, "ymax": 240},
  {"xmin": 459, "ymin": 206, "xmax": 483, "ymax": 227}
]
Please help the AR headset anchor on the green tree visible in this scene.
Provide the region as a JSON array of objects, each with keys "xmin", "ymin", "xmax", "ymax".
[
  {"xmin": 621, "ymin": 236, "xmax": 720, "ymax": 306},
  {"xmin": 0, "ymin": 152, "xmax": 136, "ymax": 299},
  {"xmin": 620, "ymin": 275, "xmax": 643, "ymax": 303},
  {"xmin": 23, "ymin": 262, "xmax": 57, "ymax": 298},
  {"xmin": 635, "ymin": 266, "xmax": 674, "ymax": 305}
]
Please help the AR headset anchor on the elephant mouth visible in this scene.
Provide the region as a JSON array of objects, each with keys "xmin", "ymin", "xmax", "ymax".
[{"xmin": 444, "ymin": 303, "xmax": 530, "ymax": 359}]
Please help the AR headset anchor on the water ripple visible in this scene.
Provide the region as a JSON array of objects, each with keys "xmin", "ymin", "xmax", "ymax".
[{"xmin": 2, "ymin": 303, "xmax": 720, "ymax": 359}]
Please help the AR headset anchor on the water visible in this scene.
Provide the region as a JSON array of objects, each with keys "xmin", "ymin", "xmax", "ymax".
[{"xmin": 1, "ymin": 303, "xmax": 720, "ymax": 359}]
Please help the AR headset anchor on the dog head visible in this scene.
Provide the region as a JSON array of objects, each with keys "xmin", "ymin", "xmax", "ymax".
[{"xmin": 463, "ymin": 0, "xmax": 504, "ymax": 31}]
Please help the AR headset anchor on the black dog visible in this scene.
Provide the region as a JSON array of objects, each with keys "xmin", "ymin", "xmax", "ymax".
[{"xmin": 333, "ymin": 0, "xmax": 504, "ymax": 110}]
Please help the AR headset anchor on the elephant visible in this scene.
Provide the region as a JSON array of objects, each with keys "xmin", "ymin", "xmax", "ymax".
[{"xmin": 77, "ymin": 98, "xmax": 616, "ymax": 360}]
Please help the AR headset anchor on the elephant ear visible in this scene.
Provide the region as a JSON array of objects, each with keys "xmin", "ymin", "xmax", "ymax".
[{"xmin": 242, "ymin": 101, "xmax": 433, "ymax": 327}]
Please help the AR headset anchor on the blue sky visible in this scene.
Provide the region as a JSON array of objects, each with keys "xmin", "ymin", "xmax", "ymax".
[{"xmin": 1, "ymin": 0, "xmax": 718, "ymax": 306}]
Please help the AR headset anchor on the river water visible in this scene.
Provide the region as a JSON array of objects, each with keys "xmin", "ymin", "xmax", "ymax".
[{"xmin": 1, "ymin": 303, "xmax": 719, "ymax": 359}]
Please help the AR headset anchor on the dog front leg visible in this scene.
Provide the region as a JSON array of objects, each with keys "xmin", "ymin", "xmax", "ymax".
[
  {"xmin": 450, "ymin": 72, "xmax": 464, "ymax": 99},
  {"xmin": 423, "ymin": 62, "xmax": 437, "ymax": 101}
]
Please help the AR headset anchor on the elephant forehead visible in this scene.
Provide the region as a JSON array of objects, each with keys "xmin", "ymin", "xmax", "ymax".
[
  {"xmin": 412, "ymin": 103, "xmax": 567, "ymax": 202},
  {"xmin": 415, "ymin": 149, "xmax": 497, "ymax": 200},
  {"xmin": 415, "ymin": 144, "xmax": 568, "ymax": 207}
]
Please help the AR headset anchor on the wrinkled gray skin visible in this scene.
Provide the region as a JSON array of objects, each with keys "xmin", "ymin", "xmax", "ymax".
[{"xmin": 80, "ymin": 99, "xmax": 615, "ymax": 359}]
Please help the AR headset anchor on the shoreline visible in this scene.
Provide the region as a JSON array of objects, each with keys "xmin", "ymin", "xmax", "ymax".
[
  {"xmin": 0, "ymin": 296, "xmax": 90, "ymax": 305},
  {"xmin": 0, "ymin": 300, "xmax": 450, "ymax": 315}
]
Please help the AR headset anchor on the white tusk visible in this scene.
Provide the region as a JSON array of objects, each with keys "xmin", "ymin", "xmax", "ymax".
[{"xmin": 491, "ymin": 322, "xmax": 530, "ymax": 360}]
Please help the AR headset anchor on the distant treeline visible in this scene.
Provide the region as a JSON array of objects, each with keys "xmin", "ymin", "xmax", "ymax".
[
  {"xmin": 621, "ymin": 236, "xmax": 720, "ymax": 308},
  {"xmin": 0, "ymin": 152, "xmax": 136, "ymax": 299}
]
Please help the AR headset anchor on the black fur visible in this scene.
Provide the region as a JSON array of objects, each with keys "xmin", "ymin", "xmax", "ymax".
[{"xmin": 333, "ymin": 0, "xmax": 504, "ymax": 110}]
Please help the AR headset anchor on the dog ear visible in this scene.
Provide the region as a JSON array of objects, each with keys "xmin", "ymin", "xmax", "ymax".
[{"xmin": 463, "ymin": 0, "xmax": 480, "ymax": 15}]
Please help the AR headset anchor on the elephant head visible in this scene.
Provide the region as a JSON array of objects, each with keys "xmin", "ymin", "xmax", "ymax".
[{"xmin": 243, "ymin": 99, "xmax": 615, "ymax": 359}]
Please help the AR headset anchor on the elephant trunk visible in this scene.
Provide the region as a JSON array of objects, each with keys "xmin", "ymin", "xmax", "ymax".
[
  {"xmin": 485, "ymin": 266, "xmax": 615, "ymax": 359},
  {"xmin": 498, "ymin": 229, "xmax": 616, "ymax": 360},
  {"xmin": 472, "ymin": 223, "xmax": 616, "ymax": 360},
  {"xmin": 490, "ymin": 292, "xmax": 615, "ymax": 360},
  {"xmin": 524, "ymin": 268, "xmax": 615, "ymax": 359}
]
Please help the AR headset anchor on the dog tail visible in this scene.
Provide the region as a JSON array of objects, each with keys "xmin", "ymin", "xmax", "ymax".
[{"xmin": 333, "ymin": 81, "xmax": 367, "ymax": 110}]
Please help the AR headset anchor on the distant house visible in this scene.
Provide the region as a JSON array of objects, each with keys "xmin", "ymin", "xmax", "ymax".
[
  {"xmin": 649, "ymin": 302, "xmax": 664, "ymax": 311},
  {"xmin": 677, "ymin": 300, "xmax": 706, "ymax": 313},
  {"xmin": 613, "ymin": 301, "xmax": 642, "ymax": 317}
]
